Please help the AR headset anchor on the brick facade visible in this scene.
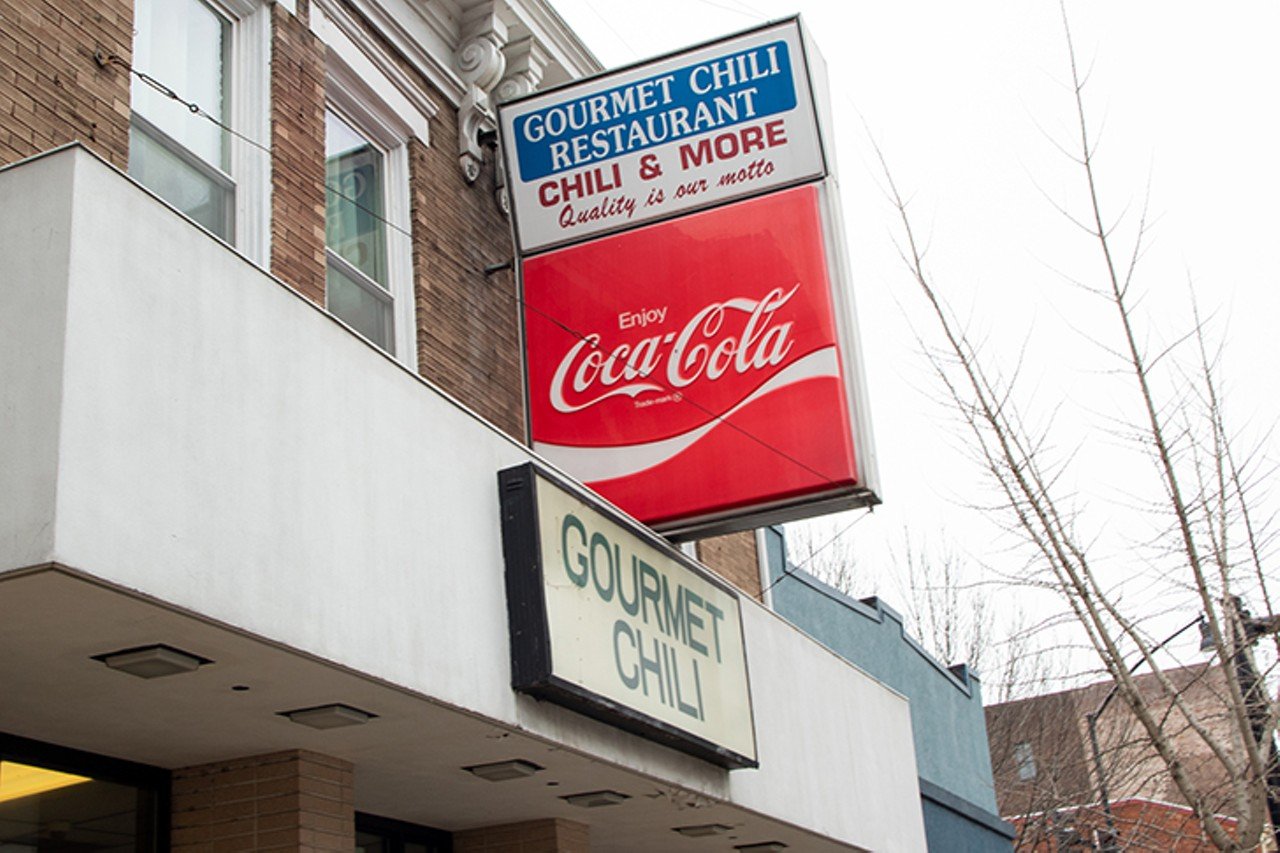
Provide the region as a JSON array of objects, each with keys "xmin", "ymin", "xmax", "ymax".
[
  {"xmin": 0, "ymin": 0, "xmax": 767, "ymax": 590},
  {"xmin": 277, "ymin": 0, "xmax": 526, "ymax": 439},
  {"xmin": 410, "ymin": 109, "xmax": 523, "ymax": 439},
  {"xmin": 454, "ymin": 818, "xmax": 590, "ymax": 853},
  {"xmin": 268, "ymin": 1, "xmax": 327, "ymax": 305},
  {"xmin": 1, "ymin": 3, "xmax": 886, "ymax": 852},
  {"xmin": 0, "ymin": 0, "xmax": 131, "ymax": 170},
  {"xmin": 987, "ymin": 664, "xmax": 1242, "ymax": 850},
  {"xmin": 697, "ymin": 531, "xmax": 762, "ymax": 598},
  {"xmin": 171, "ymin": 750, "xmax": 355, "ymax": 852}
]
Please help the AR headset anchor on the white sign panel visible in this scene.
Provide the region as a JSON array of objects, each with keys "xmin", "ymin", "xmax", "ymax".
[
  {"xmin": 499, "ymin": 19, "xmax": 825, "ymax": 253},
  {"xmin": 499, "ymin": 464, "xmax": 757, "ymax": 768}
]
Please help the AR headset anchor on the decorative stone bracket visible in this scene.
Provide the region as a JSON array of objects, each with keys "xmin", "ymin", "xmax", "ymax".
[
  {"xmin": 489, "ymin": 38, "xmax": 548, "ymax": 211},
  {"xmin": 454, "ymin": 9, "xmax": 550, "ymax": 198},
  {"xmin": 455, "ymin": 5, "xmax": 505, "ymax": 184},
  {"xmin": 458, "ymin": 85, "xmax": 496, "ymax": 184}
]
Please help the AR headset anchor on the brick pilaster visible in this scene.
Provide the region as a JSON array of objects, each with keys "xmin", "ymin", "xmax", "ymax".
[
  {"xmin": 0, "ymin": 0, "xmax": 132, "ymax": 170},
  {"xmin": 410, "ymin": 113, "xmax": 524, "ymax": 440},
  {"xmin": 171, "ymin": 749, "xmax": 354, "ymax": 852},
  {"xmin": 698, "ymin": 530, "xmax": 763, "ymax": 598},
  {"xmin": 269, "ymin": 2, "xmax": 327, "ymax": 304}
]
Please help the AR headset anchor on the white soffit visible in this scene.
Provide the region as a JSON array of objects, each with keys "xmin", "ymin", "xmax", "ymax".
[{"xmin": 0, "ymin": 567, "xmax": 859, "ymax": 853}]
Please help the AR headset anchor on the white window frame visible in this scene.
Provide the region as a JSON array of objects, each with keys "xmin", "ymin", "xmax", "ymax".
[
  {"xmin": 315, "ymin": 3, "xmax": 432, "ymax": 368},
  {"xmin": 128, "ymin": 0, "xmax": 271, "ymax": 264},
  {"xmin": 221, "ymin": 0, "xmax": 272, "ymax": 266}
]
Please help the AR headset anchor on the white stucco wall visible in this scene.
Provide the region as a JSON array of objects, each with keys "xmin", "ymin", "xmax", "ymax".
[
  {"xmin": 0, "ymin": 151, "xmax": 73, "ymax": 569},
  {"xmin": 0, "ymin": 147, "xmax": 926, "ymax": 851}
]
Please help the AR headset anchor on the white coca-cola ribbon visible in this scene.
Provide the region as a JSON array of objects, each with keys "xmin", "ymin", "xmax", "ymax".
[
  {"xmin": 534, "ymin": 346, "xmax": 840, "ymax": 482},
  {"xmin": 548, "ymin": 284, "xmax": 800, "ymax": 414}
]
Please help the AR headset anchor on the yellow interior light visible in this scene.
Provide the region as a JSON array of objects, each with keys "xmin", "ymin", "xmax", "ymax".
[{"xmin": 0, "ymin": 761, "xmax": 93, "ymax": 804}]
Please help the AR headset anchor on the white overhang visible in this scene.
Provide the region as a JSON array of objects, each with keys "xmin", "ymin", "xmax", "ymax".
[{"xmin": 0, "ymin": 145, "xmax": 926, "ymax": 852}]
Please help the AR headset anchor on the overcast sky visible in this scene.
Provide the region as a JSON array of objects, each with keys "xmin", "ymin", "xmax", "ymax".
[{"xmin": 544, "ymin": 0, "xmax": 1280, "ymax": 679}]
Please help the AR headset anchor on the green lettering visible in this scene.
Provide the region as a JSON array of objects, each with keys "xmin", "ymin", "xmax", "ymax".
[
  {"xmin": 639, "ymin": 562, "xmax": 665, "ymax": 632},
  {"xmin": 638, "ymin": 629, "xmax": 664, "ymax": 700},
  {"xmin": 617, "ymin": 556, "xmax": 641, "ymax": 616},
  {"xmin": 661, "ymin": 576, "xmax": 687, "ymax": 645},
  {"xmin": 561, "ymin": 514, "xmax": 588, "ymax": 587},
  {"xmin": 589, "ymin": 531, "xmax": 615, "ymax": 602},
  {"xmin": 613, "ymin": 620, "xmax": 639, "ymax": 689},
  {"xmin": 705, "ymin": 602, "xmax": 725, "ymax": 663},
  {"xmin": 684, "ymin": 589, "xmax": 707, "ymax": 656}
]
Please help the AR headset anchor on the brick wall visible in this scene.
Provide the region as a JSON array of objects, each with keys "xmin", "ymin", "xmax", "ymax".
[
  {"xmin": 0, "ymin": 0, "xmax": 131, "ymax": 170},
  {"xmin": 454, "ymin": 818, "xmax": 589, "ymax": 853},
  {"xmin": 986, "ymin": 688, "xmax": 1092, "ymax": 818},
  {"xmin": 171, "ymin": 749, "xmax": 355, "ymax": 852},
  {"xmin": 285, "ymin": 2, "xmax": 525, "ymax": 438},
  {"xmin": 1010, "ymin": 798, "xmax": 1238, "ymax": 852},
  {"xmin": 410, "ymin": 110, "xmax": 524, "ymax": 440},
  {"xmin": 988, "ymin": 664, "xmax": 1244, "ymax": 847},
  {"xmin": 697, "ymin": 531, "xmax": 762, "ymax": 598},
  {"xmin": 1095, "ymin": 663, "xmax": 1237, "ymax": 811},
  {"xmin": 269, "ymin": 1, "xmax": 327, "ymax": 305}
]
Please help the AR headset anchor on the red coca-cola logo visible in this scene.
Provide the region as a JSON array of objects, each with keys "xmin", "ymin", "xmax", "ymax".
[
  {"xmin": 549, "ymin": 284, "xmax": 799, "ymax": 413},
  {"xmin": 521, "ymin": 185, "xmax": 860, "ymax": 528}
]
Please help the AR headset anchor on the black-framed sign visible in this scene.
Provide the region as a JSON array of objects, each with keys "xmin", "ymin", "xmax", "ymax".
[{"xmin": 498, "ymin": 463, "xmax": 758, "ymax": 769}]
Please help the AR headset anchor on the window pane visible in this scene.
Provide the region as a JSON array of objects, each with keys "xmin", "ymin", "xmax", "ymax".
[
  {"xmin": 326, "ymin": 111, "xmax": 387, "ymax": 287},
  {"xmin": 131, "ymin": 0, "xmax": 228, "ymax": 170},
  {"xmin": 130, "ymin": 121, "xmax": 233, "ymax": 240},
  {"xmin": 328, "ymin": 260, "xmax": 392, "ymax": 351},
  {"xmin": 355, "ymin": 831, "xmax": 388, "ymax": 852},
  {"xmin": 1013, "ymin": 741, "xmax": 1037, "ymax": 781},
  {"xmin": 0, "ymin": 760, "xmax": 158, "ymax": 852}
]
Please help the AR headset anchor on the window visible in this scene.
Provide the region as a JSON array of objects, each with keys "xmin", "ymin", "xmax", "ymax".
[
  {"xmin": 357, "ymin": 812, "xmax": 450, "ymax": 852},
  {"xmin": 129, "ymin": 0, "xmax": 233, "ymax": 240},
  {"xmin": 326, "ymin": 109, "xmax": 394, "ymax": 351},
  {"xmin": 310, "ymin": 1, "xmax": 430, "ymax": 366},
  {"xmin": 128, "ymin": 0, "xmax": 270, "ymax": 260},
  {"xmin": 1014, "ymin": 740, "xmax": 1037, "ymax": 781},
  {"xmin": 321, "ymin": 79, "xmax": 417, "ymax": 365},
  {"xmin": 0, "ymin": 732, "xmax": 167, "ymax": 852}
]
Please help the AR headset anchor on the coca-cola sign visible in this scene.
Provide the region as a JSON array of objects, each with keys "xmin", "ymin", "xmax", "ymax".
[{"xmin": 525, "ymin": 186, "xmax": 871, "ymax": 531}]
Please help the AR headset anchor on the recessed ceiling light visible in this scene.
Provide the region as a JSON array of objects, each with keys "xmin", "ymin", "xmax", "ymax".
[
  {"xmin": 734, "ymin": 843, "xmax": 788, "ymax": 851},
  {"xmin": 94, "ymin": 644, "xmax": 211, "ymax": 679},
  {"xmin": 561, "ymin": 790, "xmax": 629, "ymax": 808},
  {"xmin": 673, "ymin": 824, "xmax": 733, "ymax": 837},
  {"xmin": 279, "ymin": 703, "xmax": 375, "ymax": 729},
  {"xmin": 464, "ymin": 759, "xmax": 543, "ymax": 781}
]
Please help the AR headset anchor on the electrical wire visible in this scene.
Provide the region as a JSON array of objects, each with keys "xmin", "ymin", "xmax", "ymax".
[
  {"xmin": 101, "ymin": 52, "xmax": 272, "ymax": 158},
  {"xmin": 578, "ymin": 0, "xmax": 642, "ymax": 60},
  {"xmin": 688, "ymin": 0, "xmax": 768, "ymax": 22},
  {"xmin": 758, "ymin": 508, "xmax": 871, "ymax": 599},
  {"xmin": 103, "ymin": 51, "xmax": 415, "ymax": 245}
]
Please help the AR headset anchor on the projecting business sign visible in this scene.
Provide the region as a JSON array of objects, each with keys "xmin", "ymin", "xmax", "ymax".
[
  {"xmin": 502, "ymin": 17, "xmax": 880, "ymax": 536},
  {"xmin": 498, "ymin": 464, "xmax": 758, "ymax": 769},
  {"xmin": 523, "ymin": 185, "xmax": 866, "ymax": 531},
  {"xmin": 499, "ymin": 19, "xmax": 824, "ymax": 253}
]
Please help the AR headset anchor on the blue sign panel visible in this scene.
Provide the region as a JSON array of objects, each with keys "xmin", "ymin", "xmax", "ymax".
[{"xmin": 512, "ymin": 41, "xmax": 797, "ymax": 182}]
